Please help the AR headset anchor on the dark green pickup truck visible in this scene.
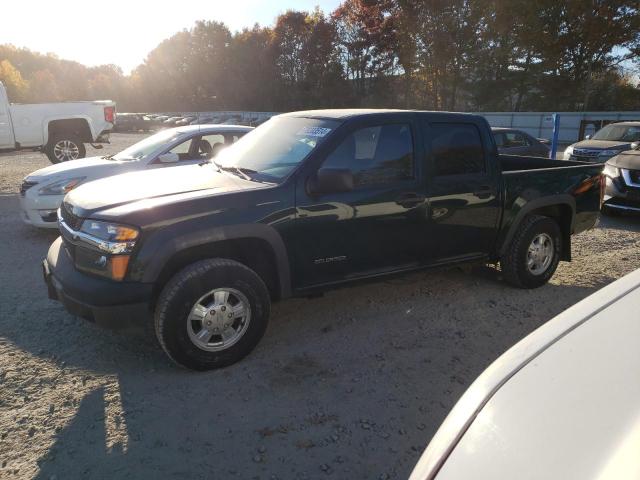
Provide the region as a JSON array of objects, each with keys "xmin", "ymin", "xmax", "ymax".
[{"xmin": 44, "ymin": 110, "xmax": 603, "ymax": 370}]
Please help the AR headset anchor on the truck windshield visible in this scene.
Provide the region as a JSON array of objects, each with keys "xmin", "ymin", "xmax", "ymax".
[
  {"xmin": 110, "ymin": 129, "xmax": 180, "ymax": 161},
  {"xmin": 592, "ymin": 124, "xmax": 640, "ymax": 142},
  {"xmin": 215, "ymin": 117, "xmax": 340, "ymax": 181}
]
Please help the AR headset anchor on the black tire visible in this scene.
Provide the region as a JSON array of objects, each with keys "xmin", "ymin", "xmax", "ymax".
[
  {"xmin": 501, "ymin": 215, "xmax": 562, "ymax": 289},
  {"xmin": 154, "ymin": 258, "xmax": 271, "ymax": 370},
  {"xmin": 44, "ymin": 134, "xmax": 86, "ymax": 163}
]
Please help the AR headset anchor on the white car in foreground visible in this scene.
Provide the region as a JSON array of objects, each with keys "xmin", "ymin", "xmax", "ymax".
[
  {"xmin": 20, "ymin": 125, "xmax": 251, "ymax": 228},
  {"xmin": 411, "ymin": 268, "xmax": 640, "ymax": 480}
]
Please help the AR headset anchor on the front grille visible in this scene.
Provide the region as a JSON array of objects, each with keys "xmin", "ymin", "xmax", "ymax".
[
  {"xmin": 573, "ymin": 148, "xmax": 601, "ymax": 158},
  {"xmin": 60, "ymin": 202, "xmax": 83, "ymax": 230},
  {"xmin": 20, "ymin": 180, "xmax": 38, "ymax": 196}
]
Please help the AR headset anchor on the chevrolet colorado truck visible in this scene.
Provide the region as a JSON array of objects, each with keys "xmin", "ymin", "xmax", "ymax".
[
  {"xmin": 43, "ymin": 110, "xmax": 604, "ymax": 370},
  {"xmin": 0, "ymin": 81, "xmax": 115, "ymax": 163}
]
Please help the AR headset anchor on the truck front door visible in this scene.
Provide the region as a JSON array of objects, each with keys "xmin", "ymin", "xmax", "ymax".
[
  {"xmin": 293, "ymin": 115, "xmax": 429, "ymax": 288},
  {"xmin": 0, "ymin": 85, "xmax": 14, "ymax": 148},
  {"xmin": 423, "ymin": 120, "xmax": 501, "ymax": 261}
]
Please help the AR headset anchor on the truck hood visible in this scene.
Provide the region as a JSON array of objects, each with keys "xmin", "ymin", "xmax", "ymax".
[
  {"xmin": 64, "ymin": 163, "xmax": 260, "ymax": 216},
  {"xmin": 26, "ymin": 156, "xmax": 129, "ymax": 181},
  {"xmin": 608, "ymin": 149, "xmax": 640, "ymax": 170},
  {"xmin": 572, "ymin": 139, "xmax": 632, "ymax": 150}
]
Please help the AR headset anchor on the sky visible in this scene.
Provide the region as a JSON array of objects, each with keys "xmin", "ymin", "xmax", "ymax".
[{"xmin": 1, "ymin": 0, "xmax": 343, "ymax": 74}]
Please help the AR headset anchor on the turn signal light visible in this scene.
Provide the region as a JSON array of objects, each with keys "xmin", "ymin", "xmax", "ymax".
[{"xmin": 109, "ymin": 255, "xmax": 130, "ymax": 281}]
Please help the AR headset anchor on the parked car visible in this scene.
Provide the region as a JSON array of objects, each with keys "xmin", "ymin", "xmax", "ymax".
[
  {"xmin": 162, "ymin": 116, "xmax": 184, "ymax": 127},
  {"xmin": 492, "ymin": 127, "xmax": 550, "ymax": 157},
  {"xmin": 564, "ymin": 121, "xmax": 640, "ymax": 163},
  {"xmin": 21, "ymin": 125, "xmax": 251, "ymax": 228},
  {"xmin": 44, "ymin": 110, "xmax": 603, "ymax": 370},
  {"xmin": 410, "ymin": 266, "xmax": 640, "ymax": 480},
  {"xmin": 152, "ymin": 115, "xmax": 169, "ymax": 125},
  {"xmin": 601, "ymin": 144, "xmax": 640, "ymax": 215},
  {"xmin": 114, "ymin": 113, "xmax": 153, "ymax": 132},
  {"xmin": 0, "ymin": 80, "xmax": 114, "ymax": 164},
  {"xmin": 175, "ymin": 116, "xmax": 197, "ymax": 127},
  {"xmin": 114, "ymin": 113, "xmax": 154, "ymax": 132}
]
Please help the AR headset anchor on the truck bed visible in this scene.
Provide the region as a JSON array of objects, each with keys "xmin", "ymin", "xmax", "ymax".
[{"xmin": 496, "ymin": 154, "xmax": 604, "ymax": 253}]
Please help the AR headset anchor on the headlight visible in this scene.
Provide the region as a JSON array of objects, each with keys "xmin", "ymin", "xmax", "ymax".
[
  {"xmin": 38, "ymin": 177, "xmax": 85, "ymax": 195},
  {"xmin": 598, "ymin": 149, "xmax": 620, "ymax": 157},
  {"xmin": 75, "ymin": 220, "xmax": 140, "ymax": 281},
  {"xmin": 563, "ymin": 146, "xmax": 574, "ymax": 160},
  {"xmin": 603, "ymin": 164, "xmax": 619, "ymax": 178},
  {"xmin": 80, "ymin": 220, "xmax": 139, "ymax": 242}
]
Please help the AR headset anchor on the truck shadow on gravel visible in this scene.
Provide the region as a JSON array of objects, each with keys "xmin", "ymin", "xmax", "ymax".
[{"xmin": 29, "ymin": 266, "xmax": 604, "ymax": 480}]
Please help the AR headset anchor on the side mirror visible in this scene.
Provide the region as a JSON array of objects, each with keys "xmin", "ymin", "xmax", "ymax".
[
  {"xmin": 585, "ymin": 134, "xmax": 592, "ymax": 140},
  {"xmin": 158, "ymin": 152, "xmax": 179, "ymax": 163},
  {"xmin": 307, "ymin": 168, "xmax": 354, "ymax": 195}
]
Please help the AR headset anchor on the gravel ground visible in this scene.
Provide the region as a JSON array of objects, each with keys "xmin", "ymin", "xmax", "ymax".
[{"xmin": 1, "ymin": 135, "xmax": 639, "ymax": 480}]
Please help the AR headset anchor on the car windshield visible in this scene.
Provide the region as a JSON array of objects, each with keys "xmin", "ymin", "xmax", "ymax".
[
  {"xmin": 110, "ymin": 129, "xmax": 180, "ymax": 161},
  {"xmin": 592, "ymin": 124, "xmax": 640, "ymax": 142},
  {"xmin": 215, "ymin": 116, "xmax": 339, "ymax": 182}
]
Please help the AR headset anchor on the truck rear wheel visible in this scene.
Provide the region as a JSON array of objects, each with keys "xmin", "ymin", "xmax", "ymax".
[
  {"xmin": 154, "ymin": 258, "xmax": 271, "ymax": 370},
  {"xmin": 45, "ymin": 135, "xmax": 86, "ymax": 163},
  {"xmin": 501, "ymin": 215, "xmax": 561, "ymax": 289}
]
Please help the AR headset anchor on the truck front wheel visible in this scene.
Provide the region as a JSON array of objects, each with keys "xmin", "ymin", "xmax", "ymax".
[
  {"xmin": 45, "ymin": 135, "xmax": 86, "ymax": 163},
  {"xmin": 154, "ymin": 258, "xmax": 271, "ymax": 370},
  {"xmin": 501, "ymin": 215, "xmax": 561, "ymax": 289}
]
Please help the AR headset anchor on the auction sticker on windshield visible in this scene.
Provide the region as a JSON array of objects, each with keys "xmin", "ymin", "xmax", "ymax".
[{"xmin": 297, "ymin": 126, "xmax": 332, "ymax": 137}]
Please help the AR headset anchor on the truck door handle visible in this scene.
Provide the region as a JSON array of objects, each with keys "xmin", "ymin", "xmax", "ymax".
[
  {"xmin": 396, "ymin": 192, "xmax": 425, "ymax": 208},
  {"xmin": 474, "ymin": 186, "xmax": 492, "ymax": 199}
]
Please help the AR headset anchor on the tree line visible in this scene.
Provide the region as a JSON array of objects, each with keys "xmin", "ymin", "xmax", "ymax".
[{"xmin": 1, "ymin": 0, "xmax": 639, "ymax": 113}]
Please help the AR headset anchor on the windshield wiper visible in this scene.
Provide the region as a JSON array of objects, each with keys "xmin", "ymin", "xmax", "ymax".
[
  {"xmin": 101, "ymin": 154, "xmax": 114, "ymax": 160},
  {"xmin": 212, "ymin": 161, "xmax": 257, "ymax": 181}
]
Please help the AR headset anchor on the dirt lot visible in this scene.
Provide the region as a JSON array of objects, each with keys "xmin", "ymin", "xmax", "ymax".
[{"xmin": 1, "ymin": 134, "xmax": 639, "ymax": 479}]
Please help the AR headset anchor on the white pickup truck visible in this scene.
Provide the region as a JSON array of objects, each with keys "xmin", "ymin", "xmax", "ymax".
[{"xmin": 0, "ymin": 81, "xmax": 115, "ymax": 163}]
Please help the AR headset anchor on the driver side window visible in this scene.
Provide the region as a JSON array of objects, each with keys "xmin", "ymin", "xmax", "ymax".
[
  {"xmin": 322, "ymin": 124, "xmax": 414, "ymax": 187},
  {"xmin": 164, "ymin": 137, "xmax": 196, "ymax": 161}
]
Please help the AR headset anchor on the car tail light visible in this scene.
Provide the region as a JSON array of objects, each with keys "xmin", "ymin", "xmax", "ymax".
[{"xmin": 104, "ymin": 106, "xmax": 115, "ymax": 123}]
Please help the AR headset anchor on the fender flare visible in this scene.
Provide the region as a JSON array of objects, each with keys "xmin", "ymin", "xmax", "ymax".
[
  {"xmin": 497, "ymin": 194, "xmax": 576, "ymax": 258},
  {"xmin": 138, "ymin": 223, "xmax": 292, "ymax": 298}
]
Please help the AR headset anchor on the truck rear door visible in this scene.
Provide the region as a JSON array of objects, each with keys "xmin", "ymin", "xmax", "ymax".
[
  {"xmin": 0, "ymin": 84, "xmax": 14, "ymax": 148},
  {"xmin": 422, "ymin": 117, "xmax": 501, "ymax": 261}
]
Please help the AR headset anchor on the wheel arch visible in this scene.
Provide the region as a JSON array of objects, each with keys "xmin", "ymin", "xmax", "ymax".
[
  {"xmin": 45, "ymin": 117, "xmax": 94, "ymax": 144},
  {"xmin": 141, "ymin": 224, "xmax": 292, "ymax": 304},
  {"xmin": 498, "ymin": 195, "xmax": 576, "ymax": 261}
]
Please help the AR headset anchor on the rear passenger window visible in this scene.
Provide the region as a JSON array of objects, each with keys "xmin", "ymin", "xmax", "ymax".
[
  {"xmin": 430, "ymin": 123, "xmax": 485, "ymax": 176},
  {"xmin": 504, "ymin": 132, "xmax": 529, "ymax": 147},
  {"xmin": 323, "ymin": 124, "xmax": 414, "ymax": 187}
]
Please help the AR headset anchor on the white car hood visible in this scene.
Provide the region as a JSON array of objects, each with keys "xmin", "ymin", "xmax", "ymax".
[
  {"xmin": 26, "ymin": 156, "xmax": 134, "ymax": 182},
  {"xmin": 412, "ymin": 268, "xmax": 640, "ymax": 480}
]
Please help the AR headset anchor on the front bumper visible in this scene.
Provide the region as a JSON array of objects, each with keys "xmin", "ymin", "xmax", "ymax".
[
  {"xmin": 44, "ymin": 237, "xmax": 153, "ymax": 329},
  {"xmin": 603, "ymin": 174, "xmax": 640, "ymax": 213},
  {"xmin": 19, "ymin": 191, "xmax": 62, "ymax": 228}
]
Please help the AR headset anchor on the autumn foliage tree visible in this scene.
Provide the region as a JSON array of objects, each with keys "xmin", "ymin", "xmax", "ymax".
[{"xmin": 0, "ymin": 1, "xmax": 638, "ymax": 112}]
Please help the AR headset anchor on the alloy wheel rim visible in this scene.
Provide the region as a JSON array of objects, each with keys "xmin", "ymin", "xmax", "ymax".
[
  {"xmin": 187, "ymin": 288, "xmax": 251, "ymax": 352},
  {"xmin": 53, "ymin": 140, "xmax": 80, "ymax": 161},
  {"xmin": 526, "ymin": 233, "xmax": 554, "ymax": 275}
]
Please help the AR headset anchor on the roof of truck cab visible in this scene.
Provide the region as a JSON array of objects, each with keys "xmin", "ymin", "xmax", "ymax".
[{"xmin": 278, "ymin": 109, "xmax": 483, "ymax": 121}]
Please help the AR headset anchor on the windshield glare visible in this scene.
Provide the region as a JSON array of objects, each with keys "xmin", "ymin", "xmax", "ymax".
[
  {"xmin": 216, "ymin": 117, "xmax": 339, "ymax": 181},
  {"xmin": 592, "ymin": 124, "xmax": 640, "ymax": 142},
  {"xmin": 112, "ymin": 129, "xmax": 180, "ymax": 161}
]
